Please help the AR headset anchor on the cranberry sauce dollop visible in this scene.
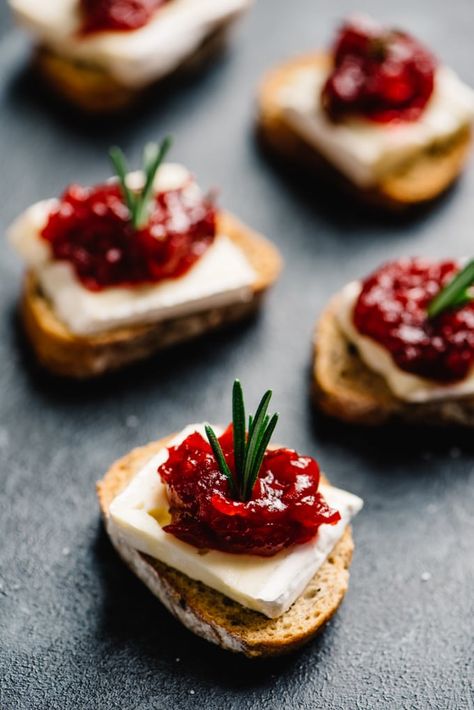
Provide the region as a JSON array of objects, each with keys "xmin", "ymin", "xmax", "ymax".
[
  {"xmin": 80, "ymin": 0, "xmax": 168, "ymax": 35},
  {"xmin": 158, "ymin": 426, "xmax": 341, "ymax": 557},
  {"xmin": 322, "ymin": 18, "xmax": 437, "ymax": 123},
  {"xmin": 41, "ymin": 182, "xmax": 216, "ymax": 291},
  {"xmin": 353, "ymin": 259, "xmax": 474, "ymax": 383}
]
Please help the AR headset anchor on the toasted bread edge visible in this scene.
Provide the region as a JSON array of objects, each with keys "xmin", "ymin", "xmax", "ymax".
[{"xmin": 34, "ymin": 20, "xmax": 234, "ymax": 113}]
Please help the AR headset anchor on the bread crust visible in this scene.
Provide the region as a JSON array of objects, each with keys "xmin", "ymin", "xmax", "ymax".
[
  {"xmin": 34, "ymin": 21, "xmax": 232, "ymax": 113},
  {"xmin": 20, "ymin": 211, "xmax": 282, "ymax": 378},
  {"xmin": 97, "ymin": 434, "xmax": 355, "ymax": 657},
  {"xmin": 313, "ymin": 295, "xmax": 474, "ymax": 426},
  {"xmin": 257, "ymin": 54, "xmax": 472, "ymax": 209}
]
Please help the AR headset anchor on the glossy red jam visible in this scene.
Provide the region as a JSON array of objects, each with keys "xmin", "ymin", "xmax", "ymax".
[
  {"xmin": 158, "ymin": 426, "xmax": 341, "ymax": 557},
  {"xmin": 322, "ymin": 18, "xmax": 437, "ymax": 123},
  {"xmin": 353, "ymin": 259, "xmax": 474, "ymax": 383},
  {"xmin": 41, "ymin": 182, "xmax": 216, "ymax": 291},
  {"xmin": 80, "ymin": 0, "xmax": 168, "ymax": 35}
]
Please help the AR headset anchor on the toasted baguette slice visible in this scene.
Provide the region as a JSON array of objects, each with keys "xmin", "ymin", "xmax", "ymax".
[
  {"xmin": 313, "ymin": 295, "xmax": 474, "ymax": 426},
  {"xmin": 21, "ymin": 212, "xmax": 281, "ymax": 378},
  {"xmin": 258, "ymin": 54, "xmax": 472, "ymax": 210},
  {"xmin": 34, "ymin": 21, "xmax": 231, "ymax": 113},
  {"xmin": 97, "ymin": 434, "xmax": 355, "ymax": 657}
]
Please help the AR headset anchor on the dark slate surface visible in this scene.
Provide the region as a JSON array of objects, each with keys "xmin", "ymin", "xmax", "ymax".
[{"xmin": 1, "ymin": 1, "xmax": 473, "ymax": 708}]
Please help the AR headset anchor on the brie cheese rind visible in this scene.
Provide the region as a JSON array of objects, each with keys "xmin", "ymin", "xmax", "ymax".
[
  {"xmin": 336, "ymin": 280, "xmax": 474, "ymax": 403},
  {"xmin": 109, "ymin": 424, "xmax": 364, "ymax": 619},
  {"xmin": 8, "ymin": 164, "xmax": 256, "ymax": 336},
  {"xmin": 277, "ymin": 64, "xmax": 474, "ymax": 188},
  {"xmin": 9, "ymin": 0, "xmax": 253, "ymax": 88}
]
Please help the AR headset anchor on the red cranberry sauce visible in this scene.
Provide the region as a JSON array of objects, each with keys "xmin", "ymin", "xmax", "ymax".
[
  {"xmin": 353, "ymin": 259, "xmax": 474, "ymax": 383},
  {"xmin": 322, "ymin": 18, "xmax": 437, "ymax": 123},
  {"xmin": 79, "ymin": 0, "xmax": 168, "ymax": 35},
  {"xmin": 158, "ymin": 426, "xmax": 341, "ymax": 557},
  {"xmin": 40, "ymin": 181, "xmax": 216, "ymax": 292}
]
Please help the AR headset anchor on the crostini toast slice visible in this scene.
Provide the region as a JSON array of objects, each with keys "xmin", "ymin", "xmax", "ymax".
[
  {"xmin": 258, "ymin": 54, "xmax": 472, "ymax": 210},
  {"xmin": 34, "ymin": 20, "xmax": 231, "ymax": 113},
  {"xmin": 313, "ymin": 295, "xmax": 474, "ymax": 426},
  {"xmin": 97, "ymin": 435, "xmax": 354, "ymax": 658},
  {"xmin": 21, "ymin": 212, "xmax": 281, "ymax": 378}
]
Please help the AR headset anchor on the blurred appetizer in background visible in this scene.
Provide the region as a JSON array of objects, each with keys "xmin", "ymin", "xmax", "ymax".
[
  {"xmin": 313, "ymin": 257, "xmax": 474, "ymax": 426},
  {"xmin": 9, "ymin": 138, "xmax": 281, "ymax": 378},
  {"xmin": 8, "ymin": 0, "xmax": 253, "ymax": 112},
  {"xmin": 258, "ymin": 16, "xmax": 474, "ymax": 209},
  {"xmin": 97, "ymin": 380, "xmax": 363, "ymax": 656}
]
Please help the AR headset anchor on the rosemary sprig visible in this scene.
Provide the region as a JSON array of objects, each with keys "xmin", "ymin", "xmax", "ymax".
[
  {"xmin": 109, "ymin": 135, "xmax": 172, "ymax": 230},
  {"xmin": 204, "ymin": 425, "xmax": 238, "ymax": 499},
  {"xmin": 205, "ymin": 380, "xmax": 279, "ymax": 502},
  {"xmin": 232, "ymin": 380, "xmax": 246, "ymax": 483},
  {"xmin": 427, "ymin": 259, "xmax": 474, "ymax": 319}
]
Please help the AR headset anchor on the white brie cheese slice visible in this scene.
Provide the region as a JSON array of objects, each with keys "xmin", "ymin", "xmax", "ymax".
[
  {"xmin": 9, "ymin": 0, "xmax": 253, "ymax": 88},
  {"xmin": 336, "ymin": 280, "xmax": 474, "ymax": 402},
  {"xmin": 36, "ymin": 237, "xmax": 255, "ymax": 335},
  {"xmin": 109, "ymin": 424, "xmax": 363, "ymax": 619},
  {"xmin": 277, "ymin": 64, "xmax": 474, "ymax": 188},
  {"xmin": 8, "ymin": 163, "xmax": 256, "ymax": 335}
]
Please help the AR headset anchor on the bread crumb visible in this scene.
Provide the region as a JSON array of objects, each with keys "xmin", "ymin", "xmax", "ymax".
[
  {"xmin": 190, "ymin": 690, "xmax": 195, "ymax": 695},
  {"xmin": 175, "ymin": 658, "xmax": 180, "ymax": 663},
  {"xmin": 421, "ymin": 572, "xmax": 431, "ymax": 582}
]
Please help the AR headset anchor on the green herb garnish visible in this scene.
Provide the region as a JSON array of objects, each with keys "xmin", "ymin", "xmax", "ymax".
[
  {"xmin": 427, "ymin": 259, "xmax": 474, "ymax": 319},
  {"xmin": 204, "ymin": 380, "xmax": 279, "ymax": 502},
  {"xmin": 109, "ymin": 136, "xmax": 172, "ymax": 230}
]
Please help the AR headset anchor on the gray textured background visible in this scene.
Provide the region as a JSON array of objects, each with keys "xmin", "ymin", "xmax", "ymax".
[{"xmin": 1, "ymin": 1, "xmax": 473, "ymax": 708}]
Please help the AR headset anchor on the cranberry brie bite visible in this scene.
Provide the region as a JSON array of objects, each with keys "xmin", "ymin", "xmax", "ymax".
[
  {"xmin": 8, "ymin": 139, "xmax": 281, "ymax": 378},
  {"xmin": 97, "ymin": 381, "xmax": 363, "ymax": 656},
  {"xmin": 314, "ymin": 258, "xmax": 474, "ymax": 426},
  {"xmin": 258, "ymin": 16, "xmax": 474, "ymax": 208},
  {"xmin": 8, "ymin": 0, "xmax": 253, "ymax": 112}
]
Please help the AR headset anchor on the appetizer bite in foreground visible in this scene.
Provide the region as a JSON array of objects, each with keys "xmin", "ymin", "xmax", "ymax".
[
  {"xmin": 97, "ymin": 381, "xmax": 363, "ymax": 656},
  {"xmin": 9, "ymin": 0, "xmax": 253, "ymax": 112},
  {"xmin": 258, "ymin": 16, "xmax": 474, "ymax": 209},
  {"xmin": 314, "ymin": 258, "xmax": 474, "ymax": 426},
  {"xmin": 9, "ymin": 138, "xmax": 281, "ymax": 378}
]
